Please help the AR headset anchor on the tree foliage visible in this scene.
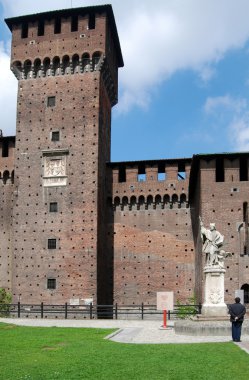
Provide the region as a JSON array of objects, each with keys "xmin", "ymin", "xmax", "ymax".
[{"xmin": 0, "ymin": 288, "xmax": 12, "ymax": 316}]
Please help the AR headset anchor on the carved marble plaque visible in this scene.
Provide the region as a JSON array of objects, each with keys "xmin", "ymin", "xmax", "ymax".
[{"xmin": 43, "ymin": 152, "xmax": 67, "ymax": 187}]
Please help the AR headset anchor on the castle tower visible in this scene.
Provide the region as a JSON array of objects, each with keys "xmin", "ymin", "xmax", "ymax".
[{"xmin": 5, "ymin": 5, "xmax": 123, "ymax": 305}]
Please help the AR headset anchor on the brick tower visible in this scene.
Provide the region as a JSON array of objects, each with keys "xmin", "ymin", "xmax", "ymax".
[{"xmin": 5, "ymin": 5, "xmax": 123, "ymax": 305}]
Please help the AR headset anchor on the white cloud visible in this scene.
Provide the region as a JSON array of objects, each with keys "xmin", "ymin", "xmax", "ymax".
[
  {"xmin": 204, "ymin": 95, "xmax": 247, "ymax": 114},
  {"xmin": 203, "ymin": 94, "xmax": 249, "ymax": 151},
  {"xmin": 2, "ymin": 0, "xmax": 249, "ymax": 130},
  {"xmin": 229, "ymin": 115, "xmax": 249, "ymax": 151},
  {"xmin": 0, "ymin": 41, "xmax": 17, "ymax": 136}
]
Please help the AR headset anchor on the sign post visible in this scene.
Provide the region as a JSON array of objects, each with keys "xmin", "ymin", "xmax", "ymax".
[{"xmin": 157, "ymin": 292, "xmax": 174, "ymax": 329}]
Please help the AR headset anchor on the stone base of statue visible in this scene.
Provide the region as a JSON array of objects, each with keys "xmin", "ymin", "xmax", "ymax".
[{"xmin": 201, "ymin": 266, "xmax": 228, "ymax": 317}]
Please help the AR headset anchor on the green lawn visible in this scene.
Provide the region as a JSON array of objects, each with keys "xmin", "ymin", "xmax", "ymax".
[{"xmin": 0, "ymin": 323, "xmax": 249, "ymax": 380}]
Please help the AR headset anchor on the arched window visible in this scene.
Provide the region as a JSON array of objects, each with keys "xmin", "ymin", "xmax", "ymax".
[
  {"xmin": 163, "ymin": 194, "xmax": 170, "ymax": 208},
  {"xmin": 172, "ymin": 194, "xmax": 178, "ymax": 207},
  {"xmin": 147, "ymin": 195, "xmax": 153, "ymax": 210},
  {"xmin": 180, "ymin": 193, "xmax": 187, "ymax": 208},
  {"xmin": 138, "ymin": 195, "xmax": 145, "ymax": 210},
  {"xmin": 72, "ymin": 54, "xmax": 80, "ymax": 73},
  {"xmin": 114, "ymin": 196, "xmax": 120, "ymax": 210},
  {"xmin": 62, "ymin": 55, "xmax": 70, "ymax": 75},
  {"xmin": 24, "ymin": 59, "xmax": 32, "ymax": 79},
  {"xmin": 3, "ymin": 170, "xmax": 10, "ymax": 184},
  {"xmin": 12, "ymin": 61, "xmax": 22, "ymax": 79},
  {"xmin": 43, "ymin": 57, "xmax": 51, "ymax": 76},
  {"xmin": 92, "ymin": 51, "xmax": 102, "ymax": 70},
  {"xmin": 130, "ymin": 196, "xmax": 137, "ymax": 210},
  {"xmin": 155, "ymin": 194, "xmax": 162, "ymax": 209},
  {"xmin": 82, "ymin": 53, "xmax": 90, "ymax": 72},
  {"xmin": 122, "ymin": 196, "xmax": 128, "ymax": 210},
  {"xmin": 53, "ymin": 56, "xmax": 60, "ymax": 75},
  {"xmin": 34, "ymin": 59, "xmax": 42, "ymax": 78},
  {"xmin": 241, "ymin": 284, "xmax": 249, "ymax": 303}
]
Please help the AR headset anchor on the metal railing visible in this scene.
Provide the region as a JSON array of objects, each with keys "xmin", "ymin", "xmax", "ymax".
[{"xmin": 0, "ymin": 302, "xmax": 202, "ymax": 320}]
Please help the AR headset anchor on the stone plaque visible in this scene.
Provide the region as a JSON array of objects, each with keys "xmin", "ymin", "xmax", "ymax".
[{"xmin": 43, "ymin": 152, "xmax": 67, "ymax": 187}]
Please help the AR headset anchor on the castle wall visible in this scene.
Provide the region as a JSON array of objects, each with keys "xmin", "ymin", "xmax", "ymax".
[
  {"xmin": 2, "ymin": 6, "xmax": 249, "ymax": 309},
  {"xmin": 108, "ymin": 160, "xmax": 195, "ymax": 305},
  {"xmin": 196, "ymin": 156, "xmax": 249, "ymax": 303},
  {"xmin": 0, "ymin": 137, "xmax": 15, "ymax": 292}
]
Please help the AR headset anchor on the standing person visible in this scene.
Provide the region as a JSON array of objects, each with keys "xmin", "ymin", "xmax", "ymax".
[{"xmin": 228, "ymin": 297, "xmax": 246, "ymax": 342}]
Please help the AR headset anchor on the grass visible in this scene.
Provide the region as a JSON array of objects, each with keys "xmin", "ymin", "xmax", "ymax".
[{"xmin": 0, "ymin": 322, "xmax": 249, "ymax": 380}]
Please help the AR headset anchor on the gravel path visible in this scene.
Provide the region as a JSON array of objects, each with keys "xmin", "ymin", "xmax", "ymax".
[{"xmin": 1, "ymin": 318, "xmax": 249, "ymax": 353}]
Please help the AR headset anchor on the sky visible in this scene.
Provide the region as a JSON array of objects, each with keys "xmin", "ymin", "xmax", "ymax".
[{"xmin": 1, "ymin": 0, "xmax": 249, "ymax": 162}]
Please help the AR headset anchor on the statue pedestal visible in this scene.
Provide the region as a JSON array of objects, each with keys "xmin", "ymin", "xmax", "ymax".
[{"xmin": 201, "ymin": 267, "xmax": 228, "ymax": 317}]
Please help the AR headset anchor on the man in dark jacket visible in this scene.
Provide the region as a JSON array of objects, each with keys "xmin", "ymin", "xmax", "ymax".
[{"xmin": 228, "ymin": 297, "xmax": 246, "ymax": 342}]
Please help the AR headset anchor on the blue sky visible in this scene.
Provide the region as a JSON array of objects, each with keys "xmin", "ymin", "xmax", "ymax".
[{"xmin": 1, "ymin": 0, "xmax": 249, "ymax": 162}]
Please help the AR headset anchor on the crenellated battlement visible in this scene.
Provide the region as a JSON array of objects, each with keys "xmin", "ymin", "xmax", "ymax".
[
  {"xmin": 109, "ymin": 158, "xmax": 191, "ymax": 208},
  {"xmin": 6, "ymin": 6, "xmax": 123, "ymax": 107}
]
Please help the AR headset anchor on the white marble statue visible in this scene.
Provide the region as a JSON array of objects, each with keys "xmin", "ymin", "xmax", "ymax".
[{"xmin": 199, "ymin": 217, "xmax": 229, "ymax": 268}]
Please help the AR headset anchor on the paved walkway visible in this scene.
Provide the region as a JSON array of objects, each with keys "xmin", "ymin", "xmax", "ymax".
[{"xmin": 1, "ymin": 318, "xmax": 249, "ymax": 354}]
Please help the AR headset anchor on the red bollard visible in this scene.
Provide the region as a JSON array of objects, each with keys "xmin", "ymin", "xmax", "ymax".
[{"xmin": 163, "ymin": 309, "xmax": 167, "ymax": 328}]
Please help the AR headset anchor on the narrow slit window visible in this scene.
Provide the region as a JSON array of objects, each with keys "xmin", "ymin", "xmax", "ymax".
[
  {"xmin": 240, "ymin": 157, "xmax": 248, "ymax": 181},
  {"xmin": 2, "ymin": 140, "xmax": 9, "ymax": 158},
  {"xmin": 243, "ymin": 202, "xmax": 248, "ymax": 255},
  {"xmin": 216, "ymin": 158, "xmax": 224, "ymax": 182},
  {"xmin": 21, "ymin": 22, "xmax": 28, "ymax": 38},
  {"xmin": 54, "ymin": 18, "xmax": 61, "ymax": 34},
  {"xmin": 88, "ymin": 13, "xmax": 95, "ymax": 29},
  {"xmin": 71, "ymin": 15, "xmax": 78, "ymax": 32},
  {"xmin": 119, "ymin": 166, "xmax": 126, "ymax": 182},
  {"xmin": 47, "ymin": 278, "xmax": 56, "ymax": 289},
  {"xmin": 48, "ymin": 238, "xmax": 57, "ymax": 249},
  {"xmin": 37, "ymin": 19, "xmax": 44, "ymax": 36}
]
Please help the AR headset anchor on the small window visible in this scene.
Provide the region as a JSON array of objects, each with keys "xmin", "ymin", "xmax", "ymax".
[
  {"xmin": 49, "ymin": 202, "xmax": 58, "ymax": 212},
  {"xmin": 240, "ymin": 157, "xmax": 248, "ymax": 181},
  {"xmin": 51, "ymin": 131, "xmax": 60, "ymax": 142},
  {"xmin": 21, "ymin": 22, "xmax": 28, "ymax": 38},
  {"xmin": 48, "ymin": 238, "xmax": 56, "ymax": 249},
  {"xmin": 47, "ymin": 278, "xmax": 56, "ymax": 289},
  {"xmin": 119, "ymin": 166, "xmax": 126, "ymax": 183},
  {"xmin": 88, "ymin": 13, "xmax": 95, "ymax": 29},
  {"xmin": 2, "ymin": 140, "xmax": 9, "ymax": 158},
  {"xmin": 47, "ymin": 96, "xmax": 56, "ymax": 107},
  {"xmin": 54, "ymin": 18, "xmax": 61, "ymax": 34},
  {"xmin": 71, "ymin": 15, "xmax": 78, "ymax": 32},
  {"xmin": 216, "ymin": 158, "xmax": 224, "ymax": 182},
  {"xmin": 37, "ymin": 19, "xmax": 44, "ymax": 36}
]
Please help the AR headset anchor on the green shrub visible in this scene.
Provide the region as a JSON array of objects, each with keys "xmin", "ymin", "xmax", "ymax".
[
  {"xmin": 176, "ymin": 295, "xmax": 198, "ymax": 319},
  {"xmin": 0, "ymin": 288, "xmax": 12, "ymax": 317}
]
